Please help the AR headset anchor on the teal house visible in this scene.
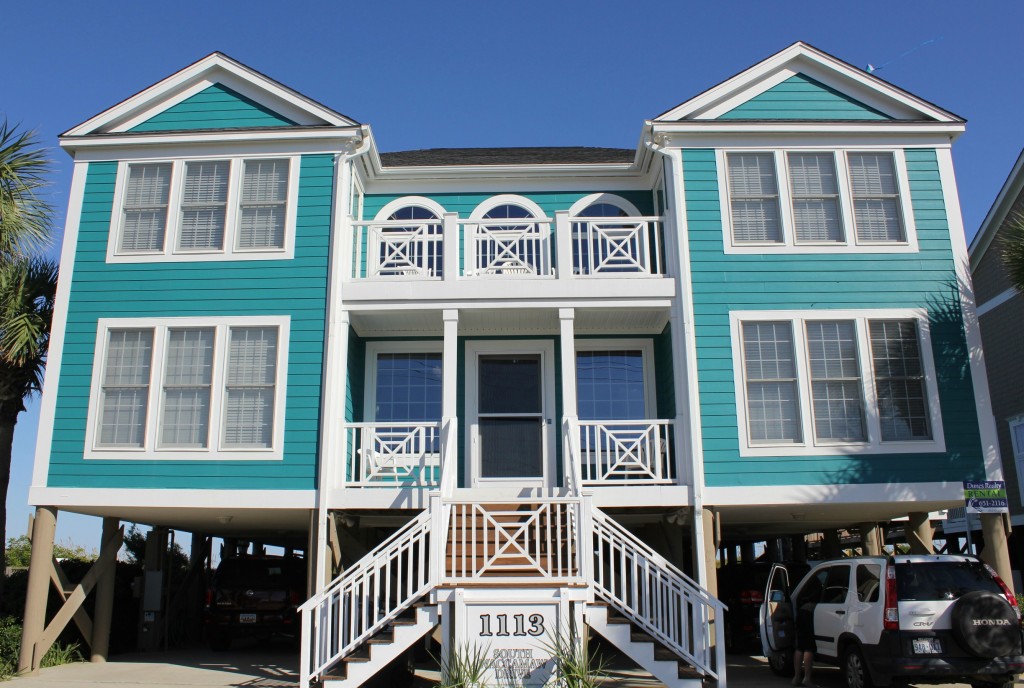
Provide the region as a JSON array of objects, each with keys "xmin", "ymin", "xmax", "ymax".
[{"xmin": 24, "ymin": 43, "xmax": 997, "ymax": 687}]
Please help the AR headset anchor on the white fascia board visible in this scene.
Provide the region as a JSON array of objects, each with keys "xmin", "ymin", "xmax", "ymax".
[
  {"xmin": 657, "ymin": 42, "xmax": 960, "ymax": 124},
  {"xmin": 650, "ymin": 120, "xmax": 964, "ymax": 139},
  {"xmin": 366, "ymin": 162, "xmax": 640, "ymax": 184},
  {"xmin": 705, "ymin": 481, "xmax": 965, "ymax": 507},
  {"xmin": 969, "ymin": 148, "xmax": 1024, "ymax": 270},
  {"xmin": 649, "ymin": 131, "xmax": 957, "ymax": 153},
  {"xmin": 60, "ymin": 126, "xmax": 362, "ymax": 155},
  {"xmin": 64, "ymin": 53, "xmax": 355, "ymax": 137},
  {"xmin": 29, "ymin": 486, "xmax": 315, "ymax": 509}
]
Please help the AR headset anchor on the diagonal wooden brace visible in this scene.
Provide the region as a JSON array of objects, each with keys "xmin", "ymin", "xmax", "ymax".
[{"xmin": 31, "ymin": 524, "xmax": 123, "ymax": 668}]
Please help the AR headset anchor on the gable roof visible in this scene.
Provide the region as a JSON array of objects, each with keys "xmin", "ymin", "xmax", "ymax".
[
  {"xmin": 969, "ymin": 148, "xmax": 1024, "ymax": 270},
  {"xmin": 655, "ymin": 41, "xmax": 963, "ymax": 123},
  {"xmin": 63, "ymin": 52, "xmax": 358, "ymax": 137}
]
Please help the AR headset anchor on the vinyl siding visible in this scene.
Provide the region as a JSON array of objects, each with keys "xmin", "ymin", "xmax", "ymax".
[
  {"xmin": 130, "ymin": 83, "xmax": 296, "ymax": 132},
  {"xmin": 682, "ymin": 147, "xmax": 983, "ymax": 487},
  {"xmin": 719, "ymin": 73, "xmax": 891, "ymax": 121},
  {"xmin": 47, "ymin": 155, "xmax": 332, "ymax": 490}
]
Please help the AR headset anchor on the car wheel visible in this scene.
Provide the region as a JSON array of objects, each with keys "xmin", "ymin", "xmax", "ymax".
[
  {"xmin": 952, "ymin": 591, "xmax": 1020, "ymax": 658},
  {"xmin": 768, "ymin": 649, "xmax": 795, "ymax": 677},
  {"xmin": 843, "ymin": 645, "xmax": 874, "ymax": 688}
]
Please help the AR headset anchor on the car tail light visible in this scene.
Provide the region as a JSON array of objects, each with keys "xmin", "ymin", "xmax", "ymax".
[
  {"xmin": 983, "ymin": 563, "xmax": 1021, "ymax": 622},
  {"xmin": 884, "ymin": 565, "xmax": 899, "ymax": 630},
  {"xmin": 739, "ymin": 590, "xmax": 765, "ymax": 605},
  {"xmin": 204, "ymin": 589, "xmax": 212, "ymax": 606}
]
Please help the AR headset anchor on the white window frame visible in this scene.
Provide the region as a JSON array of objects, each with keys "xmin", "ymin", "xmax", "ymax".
[
  {"xmin": 573, "ymin": 339, "xmax": 657, "ymax": 418},
  {"xmin": 717, "ymin": 148, "xmax": 919, "ymax": 254},
  {"xmin": 1010, "ymin": 416, "xmax": 1024, "ymax": 504},
  {"xmin": 729, "ymin": 308, "xmax": 944, "ymax": 456},
  {"xmin": 85, "ymin": 315, "xmax": 290, "ymax": 460},
  {"xmin": 363, "ymin": 340, "xmax": 444, "ymax": 421},
  {"xmin": 107, "ymin": 155, "xmax": 300, "ymax": 263}
]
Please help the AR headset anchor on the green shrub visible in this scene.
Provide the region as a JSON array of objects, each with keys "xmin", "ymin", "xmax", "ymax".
[{"xmin": 0, "ymin": 616, "xmax": 82, "ymax": 679}]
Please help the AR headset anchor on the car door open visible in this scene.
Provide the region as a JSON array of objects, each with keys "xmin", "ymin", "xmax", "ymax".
[{"xmin": 761, "ymin": 563, "xmax": 795, "ymax": 658}]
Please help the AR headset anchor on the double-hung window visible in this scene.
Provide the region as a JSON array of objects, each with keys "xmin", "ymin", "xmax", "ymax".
[
  {"xmin": 87, "ymin": 316, "xmax": 289, "ymax": 459},
  {"xmin": 721, "ymin": 150, "xmax": 915, "ymax": 252},
  {"xmin": 732, "ymin": 310, "xmax": 943, "ymax": 456},
  {"xmin": 110, "ymin": 156, "xmax": 298, "ymax": 262}
]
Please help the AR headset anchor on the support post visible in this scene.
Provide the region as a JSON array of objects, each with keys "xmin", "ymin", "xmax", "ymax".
[
  {"xmin": 790, "ymin": 534, "xmax": 808, "ymax": 563},
  {"xmin": 19, "ymin": 506, "xmax": 57, "ymax": 675},
  {"xmin": 740, "ymin": 541, "xmax": 755, "ymax": 564},
  {"xmin": 823, "ymin": 529, "xmax": 842, "ymax": 558},
  {"xmin": 90, "ymin": 516, "xmax": 120, "ymax": 662},
  {"xmin": 443, "ymin": 213, "xmax": 459, "ymax": 282},
  {"xmin": 860, "ymin": 522, "xmax": 882, "ymax": 556},
  {"xmin": 701, "ymin": 507, "xmax": 718, "ymax": 598},
  {"xmin": 554, "ymin": 211, "xmax": 572, "ymax": 281},
  {"xmin": 981, "ymin": 513, "xmax": 1014, "ymax": 593},
  {"xmin": 904, "ymin": 512, "xmax": 935, "ymax": 554}
]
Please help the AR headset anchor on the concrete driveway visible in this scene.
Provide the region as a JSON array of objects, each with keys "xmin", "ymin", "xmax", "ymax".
[{"xmin": 7, "ymin": 644, "xmax": 1009, "ymax": 688}]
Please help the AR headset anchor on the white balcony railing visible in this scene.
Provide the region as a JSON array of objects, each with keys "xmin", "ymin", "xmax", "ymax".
[
  {"xmin": 571, "ymin": 217, "xmax": 663, "ymax": 276},
  {"xmin": 344, "ymin": 422, "xmax": 441, "ymax": 487},
  {"xmin": 465, "ymin": 218, "xmax": 553, "ymax": 276},
  {"xmin": 576, "ymin": 419, "xmax": 675, "ymax": 485},
  {"xmin": 351, "ymin": 219, "xmax": 444, "ymax": 278}
]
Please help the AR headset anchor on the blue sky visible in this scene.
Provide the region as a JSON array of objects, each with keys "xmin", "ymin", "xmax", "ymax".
[{"xmin": 4, "ymin": 0, "xmax": 1022, "ymax": 551}]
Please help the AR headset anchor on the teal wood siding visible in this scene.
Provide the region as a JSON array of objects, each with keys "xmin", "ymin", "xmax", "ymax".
[
  {"xmin": 719, "ymin": 74, "xmax": 891, "ymax": 121},
  {"xmin": 130, "ymin": 83, "xmax": 296, "ymax": 132},
  {"xmin": 47, "ymin": 155, "xmax": 333, "ymax": 490},
  {"xmin": 654, "ymin": 324, "xmax": 676, "ymax": 419},
  {"xmin": 358, "ymin": 191, "xmax": 654, "ymax": 279},
  {"xmin": 682, "ymin": 148, "xmax": 983, "ymax": 487},
  {"xmin": 346, "ymin": 328, "xmax": 366, "ymax": 423}
]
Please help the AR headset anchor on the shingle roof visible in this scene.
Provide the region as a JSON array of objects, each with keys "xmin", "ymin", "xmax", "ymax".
[{"xmin": 378, "ymin": 147, "xmax": 636, "ymax": 167}]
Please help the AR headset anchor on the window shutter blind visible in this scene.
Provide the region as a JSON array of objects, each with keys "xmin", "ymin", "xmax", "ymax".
[
  {"xmin": 849, "ymin": 153, "xmax": 904, "ymax": 242},
  {"xmin": 728, "ymin": 153, "xmax": 781, "ymax": 243},
  {"xmin": 160, "ymin": 328, "xmax": 214, "ymax": 448},
  {"xmin": 788, "ymin": 153, "xmax": 843, "ymax": 243},
  {"xmin": 120, "ymin": 164, "xmax": 171, "ymax": 252},
  {"xmin": 742, "ymin": 322, "xmax": 801, "ymax": 442},
  {"xmin": 224, "ymin": 327, "xmax": 278, "ymax": 447},
  {"xmin": 238, "ymin": 160, "xmax": 288, "ymax": 249},
  {"xmin": 99, "ymin": 329, "xmax": 153, "ymax": 447},
  {"xmin": 178, "ymin": 161, "xmax": 229, "ymax": 250},
  {"xmin": 806, "ymin": 320, "xmax": 865, "ymax": 441},
  {"xmin": 869, "ymin": 320, "xmax": 930, "ymax": 441}
]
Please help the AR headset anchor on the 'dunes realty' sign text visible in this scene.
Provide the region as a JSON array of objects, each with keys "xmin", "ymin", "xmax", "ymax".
[{"xmin": 468, "ymin": 602, "xmax": 559, "ymax": 687}]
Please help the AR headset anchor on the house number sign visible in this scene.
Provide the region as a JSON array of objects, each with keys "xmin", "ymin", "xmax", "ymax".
[{"xmin": 469, "ymin": 602, "xmax": 558, "ymax": 687}]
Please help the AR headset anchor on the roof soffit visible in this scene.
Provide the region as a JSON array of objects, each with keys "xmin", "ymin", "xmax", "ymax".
[
  {"xmin": 655, "ymin": 42, "xmax": 961, "ymax": 124},
  {"xmin": 63, "ymin": 52, "xmax": 357, "ymax": 138}
]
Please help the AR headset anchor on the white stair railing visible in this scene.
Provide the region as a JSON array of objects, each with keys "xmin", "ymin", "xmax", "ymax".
[
  {"xmin": 577, "ymin": 420, "xmax": 674, "ymax": 485},
  {"xmin": 299, "ymin": 511, "xmax": 432, "ymax": 688},
  {"xmin": 591, "ymin": 508, "xmax": 726, "ymax": 683}
]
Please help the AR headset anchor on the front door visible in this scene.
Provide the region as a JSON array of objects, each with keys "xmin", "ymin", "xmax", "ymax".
[{"xmin": 467, "ymin": 341, "xmax": 555, "ymax": 488}]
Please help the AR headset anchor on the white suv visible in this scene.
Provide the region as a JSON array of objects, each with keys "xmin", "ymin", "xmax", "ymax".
[{"xmin": 759, "ymin": 555, "xmax": 1024, "ymax": 688}]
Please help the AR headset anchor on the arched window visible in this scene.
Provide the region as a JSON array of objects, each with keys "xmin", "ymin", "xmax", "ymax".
[
  {"xmin": 371, "ymin": 197, "xmax": 446, "ymax": 277},
  {"xmin": 470, "ymin": 196, "xmax": 550, "ymax": 275}
]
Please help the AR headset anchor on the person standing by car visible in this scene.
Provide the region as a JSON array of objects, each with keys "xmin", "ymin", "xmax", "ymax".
[{"xmin": 792, "ymin": 595, "xmax": 816, "ymax": 687}]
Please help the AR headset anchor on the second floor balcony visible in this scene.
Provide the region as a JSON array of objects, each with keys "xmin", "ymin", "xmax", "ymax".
[{"xmin": 349, "ymin": 211, "xmax": 667, "ymax": 283}]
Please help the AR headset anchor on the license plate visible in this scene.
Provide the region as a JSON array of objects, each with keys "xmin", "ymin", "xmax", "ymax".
[
  {"xmin": 239, "ymin": 613, "xmax": 257, "ymax": 624},
  {"xmin": 912, "ymin": 638, "xmax": 941, "ymax": 654}
]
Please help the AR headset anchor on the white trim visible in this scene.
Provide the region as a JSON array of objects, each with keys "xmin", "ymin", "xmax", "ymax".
[
  {"xmin": 64, "ymin": 52, "xmax": 355, "ymax": 137},
  {"xmin": 970, "ymin": 148, "xmax": 1024, "ymax": 269},
  {"xmin": 468, "ymin": 194, "xmax": 548, "ymax": 220},
  {"xmin": 566, "ymin": 193, "xmax": 642, "ymax": 217},
  {"xmin": 1009, "ymin": 416, "xmax": 1024, "ymax": 505},
  {"xmin": 29, "ymin": 486, "xmax": 315, "ymax": 509},
  {"xmin": 729, "ymin": 308, "xmax": 946, "ymax": 457},
  {"xmin": 465, "ymin": 340, "xmax": 557, "ymax": 488},
  {"xmin": 84, "ymin": 315, "xmax": 290, "ymax": 460},
  {"xmin": 705, "ymin": 480, "xmax": 965, "ymax": 507},
  {"xmin": 31, "ymin": 161, "xmax": 91, "ymax": 491},
  {"xmin": 61, "ymin": 128, "xmax": 361, "ymax": 156},
  {"xmin": 976, "ymin": 287, "xmax": 1019, "ymax": 317},
  {"xmin": 363, "ymin": 340, "xmax": 444, "ymax": 421},
  {"xmin": 573, "ymin": 338, "xmax": 657, "ymax": 418},
  {"xmin": 936, "ymin": 147, "xmax": 1005, "ymax": 481},
  {"xmin": 716, "ymin": 147, "xmax": 919, "ymax": 254},
  {"xmin": 372, "ymin": 196, "xmax": 448, "ymax": 222},
  {"xmin": 106, "ymin": 155, "xmax": 299, "ymax": 263},
  {"xmin": 650, "ymin": 123, "xmax": 964, "ymax": 140},
  {"xmin": 656, "ymin": 42, "xmax": 960, "ymax": 123}
]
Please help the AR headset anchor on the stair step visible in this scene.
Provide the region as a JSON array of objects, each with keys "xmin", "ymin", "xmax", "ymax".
[{"xmin": 343, "ymin": 649, "xmax": 371, "ymax": 663}]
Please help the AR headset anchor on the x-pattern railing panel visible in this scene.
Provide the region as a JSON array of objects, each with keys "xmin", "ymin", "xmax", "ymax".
[
  {"xmin": 578, "ymin": 420, "xmax": 674, "ymax": 485},
  {"xmin": 345, "ymin": 423, "xmax": 441, "ymax": 488},
  {"xmin": 469, "ymin": 220, "xmax": 552, "ymax": 276},
  {"xmin": 352, "ymin": 220, "xmax": 443, "ymax": 278},
  {"xmin": 571, "ymin": 217, "xmax": 663, "ymax": 276}
]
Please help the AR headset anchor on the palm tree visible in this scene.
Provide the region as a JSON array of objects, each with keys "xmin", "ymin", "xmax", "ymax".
[
  {"xmin": 0, "ymin": 121, "xmax": 52, "ymax": 259},
  {"xmin": 0, "ymin": 259, "xmax": 57, "ymax": 590},
  {"xmin": 1001, "ymin": 212, "xmax": 1024, "ymax": 291}
]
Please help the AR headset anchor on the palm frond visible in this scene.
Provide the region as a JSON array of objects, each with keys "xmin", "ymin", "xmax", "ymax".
[
  {"xmin": 1001, "ymin": 211, "xmax": 1024, "ymax": 292},
  {"xmin": 0, "ymin": 120, "xmax": 54, "ymax": 257},
  {"xmin": 0, "ymin": 258, "xmax": 57, "ymax": 375}
]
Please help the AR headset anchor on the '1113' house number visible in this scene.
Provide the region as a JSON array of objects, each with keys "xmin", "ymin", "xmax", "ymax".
[{"xmin": 480, "ymin": 613, "xmax": 546, "ymax": 637}]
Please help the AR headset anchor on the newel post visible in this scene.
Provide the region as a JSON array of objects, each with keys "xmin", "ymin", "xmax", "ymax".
[
  {"xmin": 580, "ymin": 492, "xmax": 595, "ymax": 587},
  {"xmin": 442, "ymin": 213, "xmax": 459, "ymax": 282},
  {"xmin": 429, "ymin": 491, "xmax": 442, "ymax": 587},
  {"xmin": 555, "ymin": 210, "xmax": 572, "ymax": 281}
]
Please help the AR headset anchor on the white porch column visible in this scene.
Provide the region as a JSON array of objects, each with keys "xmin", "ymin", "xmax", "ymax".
[
  {"xmin": 443, "ymin": 213, "xmax": 459, "ymax": 282},
  {"xmin": 559, "ymin": 308, "xmax": 577, "ymax": 418},
  {"xmin": 442, "ymin": 310, "xmax": 459, "ymax": 421},
  {"xmin": 555, "ymin": 211, "xmax": 572, "ymax": 282}
]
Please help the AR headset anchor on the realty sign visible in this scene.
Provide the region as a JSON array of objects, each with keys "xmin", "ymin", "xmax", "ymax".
[{"xmin": 964, "ymin": 481, "xmax": 1009, "ymax": 514}]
